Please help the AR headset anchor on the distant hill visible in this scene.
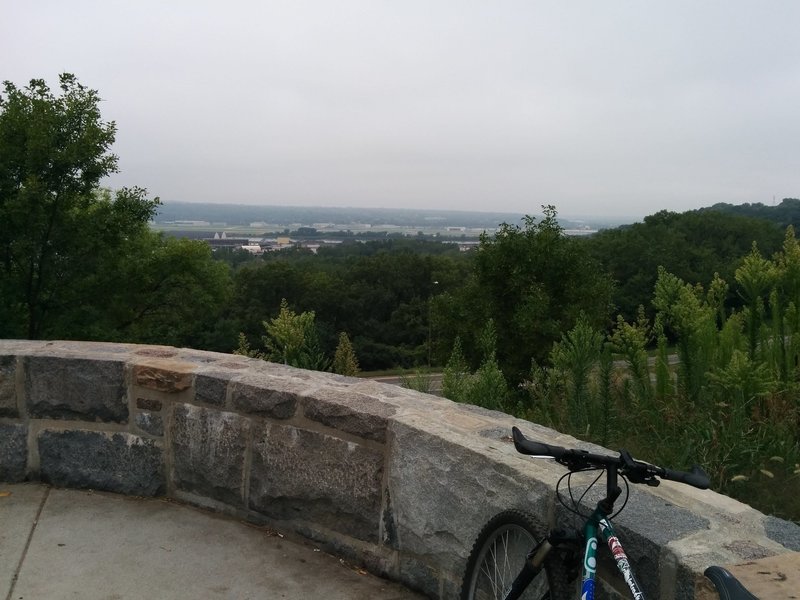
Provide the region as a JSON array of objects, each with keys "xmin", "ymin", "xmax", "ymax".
[
  {"xmin": 699, "ymin": 198, "xmax": 800, "ymax": 229},
  {"xmin": 153, "ymin": 202, "xmax": 623, "ymax": 230}
]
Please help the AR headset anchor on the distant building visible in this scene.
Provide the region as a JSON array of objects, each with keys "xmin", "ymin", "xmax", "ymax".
[
  {"xmin": 165, "ymin": 220, "xmax": 211, "ymax": 226},
  {"xmin": 206, "ymin": 233, "xmax": 249, "ymax": 249}
]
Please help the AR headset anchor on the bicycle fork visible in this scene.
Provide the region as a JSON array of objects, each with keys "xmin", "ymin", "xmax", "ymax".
[{"xmin": 503, "ymin": 528, "xmax": 581, "ymax": 600}]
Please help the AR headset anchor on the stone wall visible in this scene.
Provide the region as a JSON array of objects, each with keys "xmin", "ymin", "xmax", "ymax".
[{"xmin": 0, "ymin": 340, "xmax": 798, "ymax": 598}]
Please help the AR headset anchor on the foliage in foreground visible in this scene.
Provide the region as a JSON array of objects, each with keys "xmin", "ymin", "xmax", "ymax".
[
  {"xmin": 235, "ymin": 299, "xmax": 360, "ymax": 376},
  {"xmin": 445, "ymin": 230, "xmax": 800, "ymax": 522}
]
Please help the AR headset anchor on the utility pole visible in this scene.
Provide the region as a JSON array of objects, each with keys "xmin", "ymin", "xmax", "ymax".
[{"xmin": 428, "ymin": 281, "xmax": 439, "ymax": 367}]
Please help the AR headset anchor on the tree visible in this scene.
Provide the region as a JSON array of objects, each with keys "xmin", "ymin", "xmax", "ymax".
[
  {"xmin": 584, "ymin": 210, "xmax": 783, "ymax": 322},
  {"xmin": 0, "ymin": 74, "xmax": 159, "ymax": 338},
  {"xmin": 440, "ymin": 325, "xmax": 510, "ymax": 411},
  {"xmin": 77, "ymin": 232, "xmax": 233, "ymax": 349},
  {"xmin": 333, "ymin": 332, "xmax": 359, "ymax": 376},
  {"xmin": 242, "ymin": 299, "xmax": 332, "ymax": 371},
  {"xmin": 462, "ymin": 206, "xmax": 614, "ymax": 384}
]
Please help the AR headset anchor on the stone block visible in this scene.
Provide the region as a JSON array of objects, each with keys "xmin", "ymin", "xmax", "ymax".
[
  {"xmin": 38, "ymin": 429, "xmax": 164, "ymax": 495},
  {"xmin": 387, "ymin": 420, "xmax": 553, "ymax": 573},
  {"xmin": 171, "ymin": 403, "xmax": 250, "ymax": 506},
  {"xmin": 133, "ymin": 347, "xmax": 178, "ymax": 358},
  {"xmin": 249, "ymin": 422, "xmax": 384, "ymax": 541},
  {"xmin": 764, "ymin": 515, "xmax": 800, "ymax": 551},
  {"xmin": 0, "ymin": 355, "xmax": 17, "ymax": 418},
  {"xmin": 132, "ymin": 360, "xmax": 194, "ymax": 393},
  {"xmin": 135, "ymin": 411, "xmax": 164, "ymax": 436},
  {"xmin": 25, "ymin": 356, "xmax": 128, "ymax": 423},
  {"xmin": 0, "ymin": 423, "xmax": 27, "ymax": 482},
  {"xmin": 301, "ymin": 388, "xmax": 396, "ymax": 442},
  {"xmin": 230, "ymin": 379, "xmax": 297, "ymax": 419},
  {"xmin": 136, "ymin": 397, "xmax": 163, "ymax": 411},
  {"xmin": 194, "ymin": 372, "xmax": 229, "ymax": 406}
]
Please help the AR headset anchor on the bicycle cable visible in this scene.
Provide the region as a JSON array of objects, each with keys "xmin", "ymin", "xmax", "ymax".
[{"xmin": 556, "ymin": 468, "xmax": 631, "ymax": 521}]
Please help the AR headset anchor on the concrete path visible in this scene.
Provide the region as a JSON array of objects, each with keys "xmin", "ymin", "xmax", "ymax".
[{"xmin": 0, "ymin": 483, "xmax": 425, "ymax": 600}]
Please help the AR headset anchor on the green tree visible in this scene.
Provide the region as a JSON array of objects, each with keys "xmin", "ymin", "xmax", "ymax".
[
  {"xmin": 244, "ymin": 299, "xmax": 332, "ymax": 371},
  {"xmin": 442, "ymin": 337, "xmax": 470, "ymax": 402},
  {"xmin": 83, "ymin": 233, "xmax": 232, "ymax": 349},
  {"xmin": 584, "ymin": 210, "xmax": 783, "ymax": 323},
  {"xmin": 552, "ymin": 314, "xmax": 605, "ymax": 431},
  {"xmin": 467, "ymin": 206, "xmax": 613, "ymax": 383},
  {"xmin": 734, "ymin": 244, "xmax": 775, "ymax": 361},
  {"xmin": 441, "ymin": 322, "xmax": 509, "ymax": 411},
  {"xmin": 332, "ymin": 332, "xmax": 359, "ymax": 376},
  {"xmin": 0, "ymin": 75, "xmax": 159, "ymax": 338},
  {"xmin": 609, "ymin": 310, "xmax": 652, "ymax": 404},
  {"xmin": 465, "ymin": 324, "xmax": 510, "ymax": 411}
]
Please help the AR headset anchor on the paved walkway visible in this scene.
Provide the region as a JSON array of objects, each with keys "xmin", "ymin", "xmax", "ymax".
[{"xmin": 1, "ymin": 483, "xmax": 426, "ymax": 600}]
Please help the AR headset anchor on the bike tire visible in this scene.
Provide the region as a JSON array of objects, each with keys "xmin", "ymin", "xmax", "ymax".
[{"xmin": 460, "ymin": 510, "xmax": 577, "ymax": 600}]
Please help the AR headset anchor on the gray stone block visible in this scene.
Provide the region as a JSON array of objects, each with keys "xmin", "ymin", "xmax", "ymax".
[
  {"xmin": 0, "ymin": 423, "xmax": 27, "ymax": 482},
  {"xmin": 171, "ymin": 403, "xmax": 250, "ymax": 506},
  {"xmin": 762, "ymin": 515, "xmax": 800, "ymax": 551},
  {"xmin": 609, "ymin": 486, "xmax": 710, "ymax": 546},
  {"xmin": 249, "ymin": 422, "xmax": 384, "ymax": 541},
  {"xmin": 388, "ymin": 420, "xmax": 552, "ymax": 573},
  {"xmin": 135, "ymin": 411, "xmax": 164, "ymax": 436},
  {"xmin": 25, "ymin": 356, "xmax": 128, "ymax": 423},
  {"xmin": 0, "ymin": 355, "xmax": 17, "ymax": 418},
  {"xmin": 194, "ymin": 372, "xmax": 229, "ymax": 406},
  {"xmin": 230, "ymin": 380, "xmax": 297, "ymax": 419},
  {"xmin": 38, "ymin": 429, "xmax": 164, "ymax": 495},
  {"xmin": 301, "ymin": 388, "xmax": 396, "ymax": 442},
  {"xmin": 136, "ymin": 397, "xmax": 163, "ymax": 411}
]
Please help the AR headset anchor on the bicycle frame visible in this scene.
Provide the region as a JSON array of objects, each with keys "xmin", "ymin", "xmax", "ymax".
[{"xmin": 579, "ymin": 507, "xmax": 645, "ymax": 600}]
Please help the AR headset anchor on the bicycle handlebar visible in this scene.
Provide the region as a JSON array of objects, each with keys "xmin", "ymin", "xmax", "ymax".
[
  {"xmin": 512, "ymin": 426, "xmax": 710, "ymax": 490},
  {"xmin": 660, "ymin": 465, "xmax": 710, "ymax": 489}
]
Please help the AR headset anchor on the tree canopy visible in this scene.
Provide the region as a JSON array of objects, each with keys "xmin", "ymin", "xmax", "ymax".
[
  {"xmin": 0, "ymin": 74, "xmax": 230, "ymax": 343},
  {"xmin": 436, "ymin": 206, "xmax": 614, "ymax": 384},
  {"xmin": 583, "ymin": 209, "xmax": 784, "ymax": 322}
]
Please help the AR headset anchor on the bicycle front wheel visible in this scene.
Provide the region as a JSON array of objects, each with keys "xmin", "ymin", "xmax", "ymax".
[{"xmin": 460, "ymin": 510, "xmax": 574, "ymax": 600}]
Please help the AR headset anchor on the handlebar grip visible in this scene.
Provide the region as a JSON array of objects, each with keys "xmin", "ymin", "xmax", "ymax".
[
  {"xmin": 512, "ymin": 426, "xmax": 567, "ymax": 459},
  {"xmin": 661, "ymin": 465, "xmax": 710, "ymax": 489}
]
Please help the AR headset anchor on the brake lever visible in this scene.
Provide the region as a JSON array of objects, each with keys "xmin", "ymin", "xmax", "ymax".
[{"xmin": 619, "ymin": 449, "xmax": 661, "ymax": 487}]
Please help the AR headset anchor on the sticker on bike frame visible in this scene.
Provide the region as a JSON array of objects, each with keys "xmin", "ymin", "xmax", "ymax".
[
  {"xmin": 581, "ymin": 535, "xmax": 598, "ymax": 600},
  {"xmin": 581, "ymin": 578, "xmax": 595, "ymax": 600},
  {"xmin": 599, "ymin": 519, "xmax": 645, "ymax": 600}
]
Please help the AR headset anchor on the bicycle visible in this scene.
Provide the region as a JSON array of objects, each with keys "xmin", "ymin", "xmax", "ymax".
[{"xmin": 460, "ymin": 426, "xmax": 757, "ymax": 600}]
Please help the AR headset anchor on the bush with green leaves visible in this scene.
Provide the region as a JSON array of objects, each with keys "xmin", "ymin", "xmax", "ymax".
[
  {"xmin": 441, "ymin": 322, "xmax": 510, "ymax": 412},
  {"xmin": 235, "ymin": 299, "xmax": 332, "ymax": 371}
]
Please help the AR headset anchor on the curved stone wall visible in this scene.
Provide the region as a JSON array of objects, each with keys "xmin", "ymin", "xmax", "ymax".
[{"xmin": 0, "ymin": 340, "xmax": 798, "ymax": 598}]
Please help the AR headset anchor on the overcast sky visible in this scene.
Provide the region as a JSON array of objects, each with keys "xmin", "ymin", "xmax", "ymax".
[{"xmin": 3, "ymin": 1, "xmax": 799, "ymax": 218}]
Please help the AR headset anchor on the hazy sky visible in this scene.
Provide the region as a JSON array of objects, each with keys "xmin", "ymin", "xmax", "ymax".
[{"xmin": 3, "ymin": 1, "xmax": 799, "ymax": 218}]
